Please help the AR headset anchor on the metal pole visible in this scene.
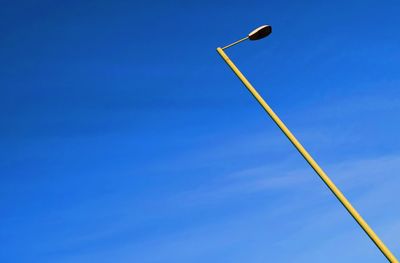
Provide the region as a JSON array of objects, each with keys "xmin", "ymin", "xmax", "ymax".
[{"xmin": 216, "ymin": 47, "xmax": 399, "ymax": 263}]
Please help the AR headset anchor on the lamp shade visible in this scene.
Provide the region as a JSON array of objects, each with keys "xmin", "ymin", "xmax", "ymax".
[{"xmin": 248, "ymin": 25, "xmax": 272, "ymax": 40}]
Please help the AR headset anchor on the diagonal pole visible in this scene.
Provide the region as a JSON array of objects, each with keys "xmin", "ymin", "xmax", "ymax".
[{"xmin": 216, "ymin": 46, "xmax": 399, "ymax": 263}]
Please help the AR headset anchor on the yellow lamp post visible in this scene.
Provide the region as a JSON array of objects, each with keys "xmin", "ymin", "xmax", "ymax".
[{"xmin": 216, "ymin": 25, "xmax": 398, "ymax": 263}]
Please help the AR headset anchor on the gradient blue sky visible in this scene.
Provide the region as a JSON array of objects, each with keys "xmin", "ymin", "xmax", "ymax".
[{"xmin": 1, "ymin": 0, "xmax": 400, "ymax": 262}]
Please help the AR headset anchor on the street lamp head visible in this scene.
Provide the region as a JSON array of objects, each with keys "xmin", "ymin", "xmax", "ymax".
[
  {"xmin": 248, "ymin": 25, "xmax": 272, "ymax": 40},
  {"xmin": 219, "ymin": 24, "xmax": 272, "ymax": 50}
]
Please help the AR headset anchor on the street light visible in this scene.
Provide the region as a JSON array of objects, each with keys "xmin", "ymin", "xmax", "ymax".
[{"xmin": 216, "ymin": 25, "xmax": 398, "ymax": 263}]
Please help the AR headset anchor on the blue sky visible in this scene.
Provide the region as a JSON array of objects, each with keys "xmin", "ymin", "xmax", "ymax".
[{"xmin": 1, "ymin": 0, "xmax": 400, "ymax": 262}]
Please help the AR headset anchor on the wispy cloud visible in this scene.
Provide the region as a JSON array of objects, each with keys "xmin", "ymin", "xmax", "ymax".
[{"xmin": 48, "ymin": 153, "xmax": 400, "ymax": 263}]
